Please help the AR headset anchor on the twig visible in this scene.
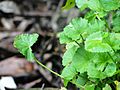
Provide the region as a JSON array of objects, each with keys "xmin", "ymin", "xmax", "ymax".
[
  {"xmin": 40, "ymin": 83, "xmax": 45, "ymax": 90},
  {"xmin": 0, "ymin": 11, "xmax": 53, "ymax": 18}
]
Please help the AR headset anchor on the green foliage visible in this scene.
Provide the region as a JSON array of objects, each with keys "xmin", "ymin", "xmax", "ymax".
[
  {"xmin": 60, "ymin": 0, "xmax": 120, "ymax": 89},
  {"xmin": 103, "ymin": 84, "xmax": 112, "ymax": 90},
  {"xmin": 75, "ymin": 0, "xmax": 88, "ymax": 10},
  {"xmin": 112, "ymin": 12, "xmax": 120, "ymax": 32},
  {"xmin": 13, "ymin": 0, "xmax": 120, "ymax": 89},
  {"xmin": 62, "ymin": 45, "xmax": 78, "ymax": 66},
  {"xmin": 61, "ymin": 18, "xmax": 88, "ymax": 41},
  {"xmin": 72, "ymin": 47, "xmax": 93, "ymax": 73},
  {"xmin": 84, "ymin": 84, "xmax": 95, "ymax": 90},
  {"xmin": 85, "ymin": 31, "xmax": 113, "ymax": 52},
  {"xmin": 14, "ymin": 33, "xmax": 39, "ymax": 61},
  {"xmin": 100, "ymin": 0, "xmax": 120, "ymax": 11}
]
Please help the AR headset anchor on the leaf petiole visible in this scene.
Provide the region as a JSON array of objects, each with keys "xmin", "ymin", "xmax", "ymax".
[{"xmin": 34, "ymin": 57, "xmax": 64, "ymax": 78}]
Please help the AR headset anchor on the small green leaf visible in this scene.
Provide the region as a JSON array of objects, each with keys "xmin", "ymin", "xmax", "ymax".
[
  {"xmin": 103, "ymin": 84, "xmax": 112, "ymax": 90},
  {"xmin": 84, "ymin": 84, "xmax": 95, "ymax": 90},
  {"xmin": 87, "ymin": 62, "xmax": 106, "ymax": 79},
  {"xmin": 88, "ymin": 19, "xmax": 105, "ymax": 33},
  {"xmin": 72, "ymin": 47, "xmax": 94, "ymax": 73},
  {"xmin": 100, "ymin": 0, "xmax": 120, "ymax": 11},
  {"xmin": 112, "ymin": 15, "xmax": 120, "ymax": 32},
  {"xmin": 64, "ymin": 18, "xmax": 88, "ymax": 40},
  {"xmin": 104, "ymin": 63, "xmax": 116, "ymax": 77},
  {"xmin": 85, "ymin": 32, "xmax": 112, "ymax": 52},
  {"xmin": 61, "ymin": 64, "xmax": 76, "ymax": 86},
  {"xmin": 72, "ymin": 73, "xmax": 88, "ymax": 87},
  {"xmin": 63, "ymin": 79, "xmax": 69, "ymax": 87},
  {"xmin": 85, "ymin": 11, "xmax": 96, "ymax": 22},
  {"xmin": 59, "ymin": 32, "xmax": 73, "ymax": 44},
  {"xmin": 87, "ymin": 53, "xmax": 115, "ymax": 79},
  {"xmin": 14, "ymin": 33, "xmax": 39, "ymax": 61},
  {"xmin": 85, "ymin": 40, "xmax": 112, "ymax": 52},
  {"xmin": 61, "ymin": 64, "xmax": 77, "ymax": 81},
  {"xmin": 62, "ymin": 0, "xmax": 75, "ymax": 10},
  {"xmin": 75, "ymin": 0, "xmax": 88, "ymax": 10},
  {"xmin": 86, "ymin": 31, "xmax": 102, "ymax": 41},
  {"xmin": 62, "ymin": 45, "xmax": 78, "ymax": 66},
  {"xmin": 103, "ymin": 33, "xmax": 120, "ymax": 50},
  {"xmin": 88, "ymin": 0, "xmax": 102, "ymax": 11}
]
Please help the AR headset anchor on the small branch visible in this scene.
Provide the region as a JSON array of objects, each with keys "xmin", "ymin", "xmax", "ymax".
[
  {"xmin": 0, "ymin": 11, "xmax": 53, "ymax": 18},
  {"xmin": 34, "ymin": 57, "xmax": 63, "ymax": 78}
]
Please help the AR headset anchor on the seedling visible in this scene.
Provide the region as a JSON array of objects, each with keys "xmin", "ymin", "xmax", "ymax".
[{"xmin": 14, "ymin": 0, "xmax": 120, "ymax": 90}]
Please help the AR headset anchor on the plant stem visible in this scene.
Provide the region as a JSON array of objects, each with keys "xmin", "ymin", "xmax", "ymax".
[
  {"xmin": 80, "ymin": 34, "xmax": 85, "ymax": 45},
  {"xmin": 34, "ymin": 57, "xmax": 64, "ymax": 78},
  {"xmin": 107, "ymin": 52, "xmax": 115, "ymax": 62},
  {"xmin": 104, "ymin": 19, "xmax": 112, "ymax": 32},
  {"xmin": 75, "ymin": 41, "xmax": 81, "ymax": 47},
  {"xmin": 96, "ymin": 14, "xmax": 101, "ymax": 21}
]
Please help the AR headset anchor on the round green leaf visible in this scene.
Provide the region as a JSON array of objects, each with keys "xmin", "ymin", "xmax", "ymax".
[{"xmin": 14, "ymin": 33, "xmax": 39, "ymax": 61}]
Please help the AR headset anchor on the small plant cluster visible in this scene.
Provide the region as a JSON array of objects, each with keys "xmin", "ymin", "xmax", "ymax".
[
  {"xmin": 59, "ymin": 0, "xmax": 120, "ymax": 90},
  {"xmin": 13, "ymin": 0, "xmax": 120, "ymax": 90}
]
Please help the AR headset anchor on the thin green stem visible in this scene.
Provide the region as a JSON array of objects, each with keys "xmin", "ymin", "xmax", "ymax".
[
  {"xmin": 96, "ymin": 14, "xmax": 101, "ymax": 21},
  {"xmin": 80, "ymin": 34, "xmax": 85, "ymax": 45},
  {"xmin": 107, "ymin": 52, "xmax": 115, "ymax": 62},
  {"xmin": 104, "ymin": 19, "xmax": 112, "ymax": 32},
  {"xmin": 34, "ymin": 57, "xmax": 63, "ymax": 78},
  {"xmin": 75, "ymin": 41, "xmax": 81, "ymax": 47}
]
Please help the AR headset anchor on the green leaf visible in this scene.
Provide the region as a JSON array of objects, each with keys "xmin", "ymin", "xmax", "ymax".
[
  {"xmin": 64, "ymin": 18, "xmax": 88, "ymax": 40},
  {"xmin": 87, "ymin": 53, "xmax": 116, "ymax": 79},
  {"xmin": 112, "ymin": 15, "xmax": 120, "ymax": 32},
  {"xmin": 59, "ymin": 0, "xmax": 120, "ymax": 89},
  {"xmin": 103, "ymin": 84, "xmax": 112, "ymax": 90},
  {"xmin": 72, "ymin": 73, "xmax": 88, "ymax": 87},
  {"xmin": 100, "ymin": 0, "xmax": 120, "ymax": 11},
  {"xmin": 92, "ymin": 53, "xmax": 111, "ymax": 71},
  {"xmin": 85, "ymin": 32, "xmax": 112, "ymax": 52},
  {"xmin": 14, "ymin": 33, "xmax": 39, "ymax": 61},
  {"xmin": 87, "ymin": 62, "xmax": 106, "ymax": 79},
  {"xmin": 88, "ymin": 0, "xmax": 102, "ymax": 11},
  {"xmin": 86, "ymin": 31, "xmax": 103, "ymax": 41},
  {"xmin": 62, "ymin": 45, "xmax": 78, "ymax": 66},
  {"xmin": 104, "ymin": 63, "xmax": 116, "ymax": 77},
  {"xmin": 85, "ymin": 11, "xmax": 96, "ymax": 22},
  {"xmin": 103, "ymin": 33, "xmax": 120, "ymax": 50},
  {"xmin": 63, "ymin": 79, "xmax": 69, "ymax": 87},
  {"xmin": 85, "ymin": 40, "xmax": 112, "ymax": 52},
  {"xmin": 62, "ymin": 0, "xmax": 75, "ymax": 10},
  {"xmin": 72, "ymin": 47, "xmax": 94, "ymax": 73},
  {"xmin": 84, "ymin": 84, "xmax": 95, "ymax": 90},
  {"xmin": 61, "ymin": 64, "xmax": 77, "ymax": 81},
  {"xmin": 59, "ymin": 32, "xmax": 73, "ymax": 44},
  {"xmin": 75, "ymin": 0, "xmax": 88, "ymax": 10},
  {"xmin": 88, "ymin": 19, "xmax": 105, "ymax": 33}
]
